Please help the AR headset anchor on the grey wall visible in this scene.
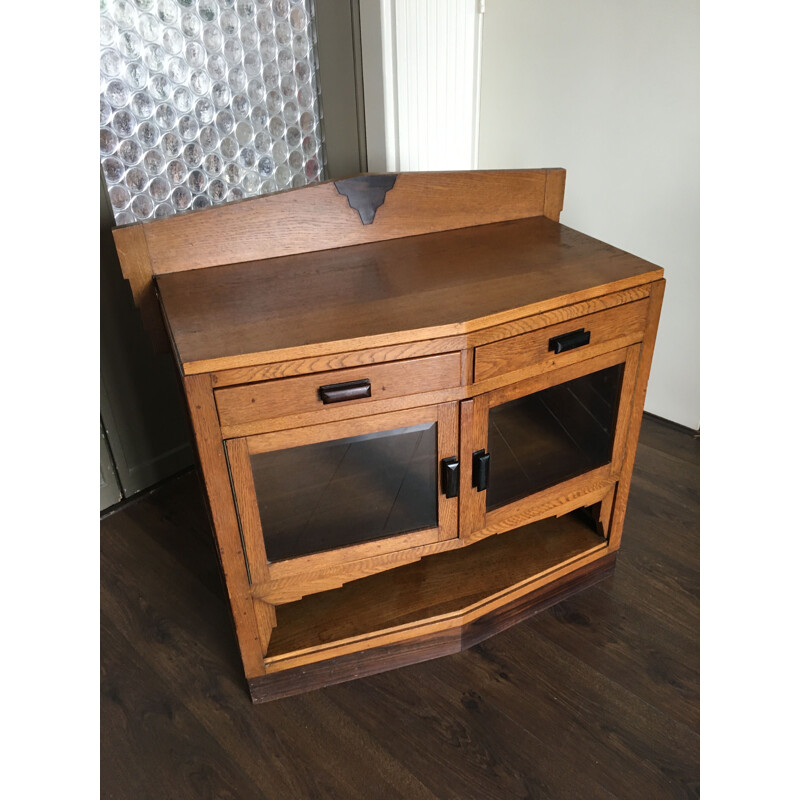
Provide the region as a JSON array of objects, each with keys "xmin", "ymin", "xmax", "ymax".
[
  {"xmin": 100, "ymin": 171, "xmax": 194, "ymax": 500},
  {"xmin": 313, "ymin": 0, "xmax": 367, "ymax": 178},
  {"xmin": 100, "ymin": 423, "xmax": 123, "ymax": 510},
  {"xmin": 478, "ymin": 0, "xmax": 699, "ymax": 429}
]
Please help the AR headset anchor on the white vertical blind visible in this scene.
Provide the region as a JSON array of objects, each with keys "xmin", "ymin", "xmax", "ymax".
[{"xmin": 377, "ymin": 0, "xmax": 483, "ymax": 172}]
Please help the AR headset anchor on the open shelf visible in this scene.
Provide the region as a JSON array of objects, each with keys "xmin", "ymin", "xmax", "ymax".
[{"xmin": 268, "ymin": 508, "xmax": 606, "ymax": 659}]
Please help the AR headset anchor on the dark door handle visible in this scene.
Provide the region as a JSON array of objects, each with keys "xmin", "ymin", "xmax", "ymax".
[
  {"xmin": 548, "ymin": 328, "xmax": 591, "ymax": 354},
  {"xmin": 472, "ymin": 450, "xmax": 490, "ymax": 492},
  {"xmin": 318, "ymin": 378, "xmax": 371, "ymax": 404},
  {"xmin": 441, "ymin": 457, "xmax": 460, "ymax": 498}
]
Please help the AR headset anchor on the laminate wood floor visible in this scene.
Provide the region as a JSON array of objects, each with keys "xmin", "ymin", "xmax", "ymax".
[{"xmin": 100, "ymin": 416, "xmax": 699, "ymax": 799}]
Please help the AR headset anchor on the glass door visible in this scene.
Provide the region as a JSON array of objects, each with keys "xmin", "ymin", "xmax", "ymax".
[
  {"xmin": 460, "ymin": 347, "xmax": 640, "ymax": 543},
  {"xmin": 226, "ymin": 402, "xmax": 459, "ymax": 588}
]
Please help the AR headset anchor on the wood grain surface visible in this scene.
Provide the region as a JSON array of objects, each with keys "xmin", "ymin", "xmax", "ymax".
[
  {"xmin": 206, "ymin": 287, "xmax": 651, "ymax": 390},
  {"xmin": 214, "ymin": 352, "xmax": 462, "ymax": 428},
  {"xmin": 141, "ymin": 169, "xmax": 558, "ymax": 274},
  {"xmin": 249, "ymin": 555, "xmax": 616, "ymax": 703},
  {"xmin": 224, "ymin": 438, "xmax": 270, "ymax": 586},
  {"xmin": 253, "ymin": 538, "xmax": 462, "ymax": 606},
  {"xmin": 156, "ymin": 216, "xmax": 663, "ymax": 373},
  {"xmin": 473, "ymin": 298, "xmax": 648, "ymax": 381},
  {"xmin": 111, "ymin": 223, "xmax": 169, "ymax": 351},
  {"xmin": 466, "ymin": 284, "xmax": 652, "ymax": 348},
  {"xmin": 182, "ymin": 374, "xmax": 265, "ymax": 676},
  {"xmin": 209, "ymin": 336, "xmax": 465, "ymax": 387},
  {"xmin": 608, "ymin": 280, "xmax": 666, "ymax": 550},
  {"xmin": 113, "ymin": 169, "xmax": 565, "ymax": 352},
  {"xmin": 266, "ymin": 510, "xmax": 606, "ymax": 660}
]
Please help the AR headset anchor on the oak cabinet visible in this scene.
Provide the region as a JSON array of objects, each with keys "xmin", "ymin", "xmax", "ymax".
[{"xmin": 113, "ymin": 169, "xmax": 664, "ymax": 702}]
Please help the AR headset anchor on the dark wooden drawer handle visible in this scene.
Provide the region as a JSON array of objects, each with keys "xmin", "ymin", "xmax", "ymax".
[
  {"xmin": 548, "ymin": 328, "xmax": 591, "ymax": 354},
  {"xmin": 318, "ymin": 378, "xmax": 372, "ymax": 404},
  {"xmin": 441, "ymin": 457, "xmax": 460, "ymax": 498},
  {"xmin": 472, "ymin": 450, "xmax": 490, "ymax": 492}
]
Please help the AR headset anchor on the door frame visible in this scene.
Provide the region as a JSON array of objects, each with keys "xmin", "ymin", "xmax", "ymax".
[
  {"xmin": 459, "ymin": 346, "xmax": 641, "ymax": 545},
  {"xmin": 227, "ymin": 401, "xmax": 460, "ymax": 600}
]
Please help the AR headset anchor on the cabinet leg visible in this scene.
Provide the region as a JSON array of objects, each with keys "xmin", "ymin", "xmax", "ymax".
[
  {"xmin": 598, "ymin": 489, "xmax": 615, "ymax": 540},
  {"xmin": 583, "ymin": 488, "xmax": 614, "ymax": 539},
  {"xmin": 253, "ymin": 598, "xmax": 277, "ymax": 657},
  {"xmin": 184, "ymin": 373, "xmax": 265, "ymax": 679},
  {"xmin": 608, "ymin": 279, "xmax": 665, "ymax": 550}
]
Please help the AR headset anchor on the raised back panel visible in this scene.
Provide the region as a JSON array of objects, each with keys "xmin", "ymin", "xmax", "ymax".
[
  {"xmin": 111, "ymin": 168, "xmax": 566, "ymax": 347},
  {"xmin": 144, "ymin": 168, "xmax": 561, "ymax": 274}
]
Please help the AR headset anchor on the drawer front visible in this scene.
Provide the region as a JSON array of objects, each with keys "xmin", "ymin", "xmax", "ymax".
[
  {"xmin": 474, "ymin": 299, "xmax": 649, "ymax": 383},
  {"xmin": 215, "ymin": 352, "xmax": 462, "ymax": 429}
]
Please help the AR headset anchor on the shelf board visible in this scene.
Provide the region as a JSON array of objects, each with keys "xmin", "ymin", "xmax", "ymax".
[{"xmin": 267, "ymin": 509, "xmax": 606, "ymax": 659}]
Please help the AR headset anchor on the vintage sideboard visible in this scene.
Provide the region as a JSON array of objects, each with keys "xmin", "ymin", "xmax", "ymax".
[{"xmin": 113, "ymin": 169, "xmax": 664, "ymax": 702}]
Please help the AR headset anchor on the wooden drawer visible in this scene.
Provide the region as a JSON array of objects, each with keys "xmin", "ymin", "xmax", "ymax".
[
  {"xmin": 474, "ymin": 299, "xmax": 649, "ymax": 383},
  {"xmin": 215, "ymin": 352, "xmax": 462, "ymax": 429}
]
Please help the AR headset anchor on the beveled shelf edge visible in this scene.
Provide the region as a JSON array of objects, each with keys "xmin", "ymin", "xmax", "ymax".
[
  {"xmin": 247, "ymin": 550, "xmax": 616, "ymax": 703},
  {"xmin": 261, "ymin": 539, "xmax": 609, "ymax": 673},
  {"xmin": 207, "ymin": 284, "xmax": 654, "ymax": 390},
  {"xmin": 179, "ymin": 271, "xmax": 663, "ymax": 376}
]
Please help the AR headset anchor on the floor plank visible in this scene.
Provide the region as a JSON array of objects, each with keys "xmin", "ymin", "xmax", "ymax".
[
  {"xmin": 102, "ymin": 483, "xmax": 428, "ymax": 798},
  {"xmin": 531, "ymin": 583, "xmax": 700, "ymax": 732},
  {"xmin": 326, "ymin": 666, "xmax": 620, "ymax": 800},
  {"xmin": 101, "ymin": 612, "xmax": 265, "ymax": 800},
  {"xmin": 639, "ymin": 414, "xmax": 699, "ymax": 466},
  {"xmin": 101, "ymin": 416, "xmax": 699, "ymax": 799}
]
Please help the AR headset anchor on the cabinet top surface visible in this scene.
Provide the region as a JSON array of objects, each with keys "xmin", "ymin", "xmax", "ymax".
[{"xmin": 157, "ymin": 215, "xmax": 663, "ymax": 374}]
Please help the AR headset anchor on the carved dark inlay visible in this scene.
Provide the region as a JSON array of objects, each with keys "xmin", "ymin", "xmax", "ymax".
[{"xmin": 335, "ymin": 174, "xmax": 398, "ymax": 225}]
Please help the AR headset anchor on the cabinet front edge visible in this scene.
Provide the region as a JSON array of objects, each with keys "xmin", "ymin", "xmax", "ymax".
[{"xmin": 177, "ymin": 273, "xmax": 664, "ymax": 376}]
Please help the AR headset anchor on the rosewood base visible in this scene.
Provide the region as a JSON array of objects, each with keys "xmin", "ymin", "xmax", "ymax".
[{"xmin": 248, "ymin": 552, "xmax": 617, "ymax": 703}]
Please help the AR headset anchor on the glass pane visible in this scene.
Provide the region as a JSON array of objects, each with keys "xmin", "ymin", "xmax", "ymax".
[
  {"xmin": 486, "ymin": 364, "xmax": 624, "ymax": 511},
  {"xmin": 99, "ymin": 0, "xmax": 325, "ymax": 224},
  {"xmin": 249, "ymin": 423, "xmax": 437, "ymax": 562}
]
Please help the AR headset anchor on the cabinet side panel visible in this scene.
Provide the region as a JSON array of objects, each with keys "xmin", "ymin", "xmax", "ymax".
[
  {"xmin": 183, "ymin": 373, "xmax": 266, "ymax": 678},
  {"xmin": 610, "ymin": 345, "xmax": 643, "ymax": 476},
  {"xmin": 111, "ymin": 223, "xmax": 168, "ymax": 352},
  {"xmin": 607, "ymin": 280, "xmax": 666, "ymax": 550},
  {"xmin": 543, "ymin": 168, "xmax": 566, "ymax": 221}
]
